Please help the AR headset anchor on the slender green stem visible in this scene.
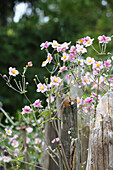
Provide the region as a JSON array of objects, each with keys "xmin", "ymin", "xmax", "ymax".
[
  {"xmin": 0, "ymin": 122, "xmax": 6, "ymax": 128},
  {"xmin": 7, "ymin": 83, "xmax": 20, "ymax": 93},
  {"xmin": 14, "ymin": 159, "xmax": 48, "ymax": 170},
  {"xmin": 46, "ymin": 150, "xmax": 59, "ymax": 167},
  {"xmin": 91, "ymin": 45, "xmax": 101, "ymax": 55},
  {"xmin": 0, "ymin": 107, "xmax": 16, "ymax": 126},
  {"xmin": 24, "ymin": 94, "xmax": 32, "ymax": 105},
  {"xmin": 14, "ymin": 79, "xmax": 21, "ymax": 91}
]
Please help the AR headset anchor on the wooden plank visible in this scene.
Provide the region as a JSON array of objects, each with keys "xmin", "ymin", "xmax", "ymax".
[{"xmin": 86, "ymin": 91, "xmax": 113, "ymax": 170}]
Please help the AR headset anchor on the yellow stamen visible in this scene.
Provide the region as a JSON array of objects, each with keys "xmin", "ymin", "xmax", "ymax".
[
  {"xmin": 42, "ymin": 61, "xmax": 45, "ymax": 64},
  {"xmin": 80, "ymin": 40, "xmax": 83, "ymax": 43},
  {"xmin": 77, "ymin": 100, "xmax": 80, "ymax": 104},
  {"xmin": 47, "ymin": 57, "xmax": 50, "ymax": 61},
  {"xmin": 86, "ymin": 40, "xmax": 90, "ymax": 44},
  {"xmin": 29, "ymin": 63, "xmax": 32, "ymax": 66},
  {"xmin": 40, "ymin": 86, "xmax": 44, "ymax": 90},
  {"xmin": 12, "ymin": 70, "xmax": 16, "ymax": 74},
  {"xmin": 84, "ymin": 78, "xmax": 87, "ymax": 82},
  {"xmin": 63, "ymin": 55, "xmax": 66, "ymax": 59},
  {"xmin": 96, "ymin": 63, "xmax": 100, "ymax": 67},
  {"xmin": 54, "ymin": 78, "xmax": 58, "ymax": 82},
  {"xmin": 54, "ymin": 43, "xmax": 58, "ymax": 46},
  {"xmin": 88, "ymin": 59, "xmax": 92, "ymax": 63}
]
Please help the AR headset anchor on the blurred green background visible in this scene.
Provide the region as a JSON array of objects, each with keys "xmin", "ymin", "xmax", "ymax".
[{"xmin": 0, "ymin": 0, "xmax": 113, "ymax": 115}]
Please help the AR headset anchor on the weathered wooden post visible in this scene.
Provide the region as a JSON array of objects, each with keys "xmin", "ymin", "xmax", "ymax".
[
  {"xmin": 61, "ymin": 98, "xmax": 78, "ymax": 170},
  {"xmin": 86, "ymin": 91, "xmax": 113, "ymax": 170},
  {"xmin": 16, "ymin": 123, "xmax": 29, "ymax": 170},
  {"xmin": 79, "ymin": 125, "xmax": 90, "ymax": 169},
  {"xmin": 42, "ymin": 118, "xmax": 59, "ymax": 170},
  {"xmin": 42, "ymin": 83, "xmax": 79, "ymax": 170},
  {"xmin": 57, "ymin": 94, "xmax": 80, "ymax": 170}
]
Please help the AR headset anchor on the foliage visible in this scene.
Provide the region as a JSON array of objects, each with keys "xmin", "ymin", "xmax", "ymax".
[{"xmin": 0, "ymin": 34, "xmax": 113, "ymax": 169}]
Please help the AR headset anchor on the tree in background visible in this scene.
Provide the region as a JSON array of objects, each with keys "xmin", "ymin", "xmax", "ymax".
[{"xmin": 0, "ymin": 0, "xmax": 113, "ymax": 115}]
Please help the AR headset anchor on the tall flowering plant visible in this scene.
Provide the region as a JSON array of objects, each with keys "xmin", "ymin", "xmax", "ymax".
[{"xmin": 0, "ymin": 35, "xmax": 113, "ymax": 169}]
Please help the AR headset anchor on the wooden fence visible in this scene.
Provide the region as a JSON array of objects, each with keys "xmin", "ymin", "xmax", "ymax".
[{"xmin": 42, "ymin": 90, "xmax": 113, "ymax": 170}]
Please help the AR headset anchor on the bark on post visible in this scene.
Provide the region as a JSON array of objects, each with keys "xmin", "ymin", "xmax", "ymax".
[
  {"xmin": 70, "ymin": 138, "xmax": 81, "ymax": 170},
  {"xmin": 42, "ymin": 83, "xmax": 78, "ymax": 170},
  {"xmin": 16, "ymin": 123, "xmax": 29, "ymax": 170},
  {"xmin": 42, "ymin": 85, "xmax": 63, "ymax": 170},
  {"xmin": 59, "ymin": 97, "xmax": 78, "ymax": 170},
  {"xmin": 42, "ymin": 119, "xmax": 59, "ymax": 170},
  {"xmin": 86, "ymin": 91, "xmax": 113, "ymax": 170},
  {"xmin": 79, "ymin": 125, "xmax": 90, "ymax": 169},
  {"xmin": 61, "ymin": 102, "xmax": 71, "ymax": 169}
]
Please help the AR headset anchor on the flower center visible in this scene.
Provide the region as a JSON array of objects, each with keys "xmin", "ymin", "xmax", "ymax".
[
  {"xmin": 84, "ymin": 78, "xmax": 87, "ymax": 82},
  {"xmin": 12, "ymin": 69, "xmax": 16, "ymax": 74},
  {"xmin": 54, "ymin": 78, "xmax": 58, "ymax": 82},
  {"xmin": 28, "ymin": 62, "xmax": 32, "ymax": 66},
  {"xmin": 25, "ymin": 109, "xmax": 30, "ymax": 112},
  {"xmin": 96, "ymin": 63, "xmax": 100, "ymax": 67},
  {"xmin": 54, "ymin": 43, "xmax": 58, "ymax": 46},
  {"xmin": 37, "ymin": 139, "xmax": 39, "ymax": 143},
  {"xmin": 86, "ymin": 40, "xmax": 90, "ymax": 44},
  {"xmin": 80, "ymin": 39, "xmax": 83, "ymax": 43},
  {"xmin": 40, "ymin": 86, "xmax": 44, "ymax": 90},
  {"xmin": 88, "ymin": 59, "xmax": 92, "ymax": 63},
  {"xmin": 63, "ymin": 55, "xmax": 66, "ymax": 59},
  {"xmin": 77, "ymin": 100, "xmax": 80, "ymax": 104},
  {"xmin": 14, "ymin": 142, "xmax": 17, "ymax": 145},
  {"xmin": 42, "ymin": 61, "xmax": 45, "ymax": 65},
  {"xmin": 8, "ymin": 130, "xmax": 10, "ymax": 133},
  {"xmin": 47, "ymin": 57, "xmax": 50, "ymax": 61}
]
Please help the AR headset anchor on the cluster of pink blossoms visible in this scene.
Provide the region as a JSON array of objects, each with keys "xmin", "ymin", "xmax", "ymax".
[
  {"xmin": 77, "ymin": 95, "xmax": 97, "ymax": 114},
  {"xmin": 25, "ymin": 132, "xmax": 43, "ymax": 153},
  {"xmin": 36, "ymin": 76, "xmax": 62, "ymax": 95},
  {"xmin": 22, "ymin": 99, "xmax": 42, "ymax": 115},
  {"xmin": 40, "ymin": 36, "xmax": 94, "ymax": 69},
  {"xmin": 73, "ymin": 55, "xmax": 112, "ymax": 89},
  {"xmin": 78, "ymin": 36, "xmax": 94, "ymax": 47},
  {"xmin": 40, "ymin": 36, "xmax": 113, "ymax": 115}
]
